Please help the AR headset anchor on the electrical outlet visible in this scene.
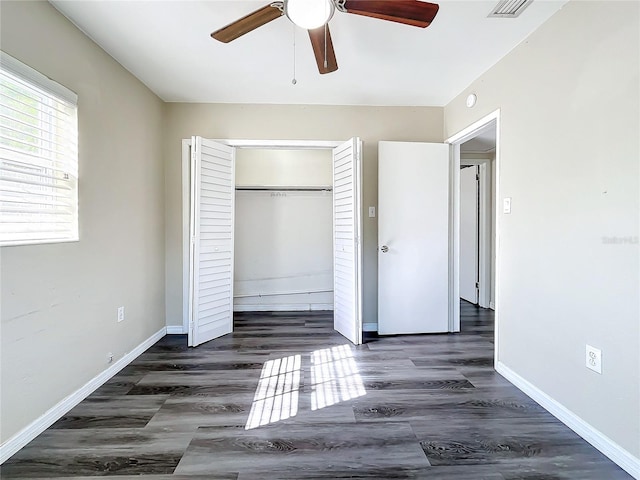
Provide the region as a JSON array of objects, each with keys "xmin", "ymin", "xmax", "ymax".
[
  {"xmin": 117, "ymin": 306, "xmax": 125, "ymax": 322},
  {"xmin": 585, "ymin": 344, "xmax": 602, "ymax": 374},
  {"xmin": 107, "ymin": 352, "xmax": 114, "ymax": 364}
]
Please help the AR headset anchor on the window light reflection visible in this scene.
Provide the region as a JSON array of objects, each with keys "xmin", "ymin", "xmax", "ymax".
[
  {"xmin": 311, "ymin": 344, "xmax": 366, "ymax": 410},
  {"xmin": 245, "ymin": 354, "xmax": 301, "ymax": 430}
]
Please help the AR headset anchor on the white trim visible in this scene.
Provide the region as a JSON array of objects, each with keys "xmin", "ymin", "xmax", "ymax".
[
  {"xmin": 478, "ymin": 163, "xmax": 490, "ymax": 308},
  {"xmin": 363, "ymin": 322, "xmax": 377, "ymax": 332},
  {"xmin": 448, "ymin": 143, "xmax": 461, "ymax": 332},
  {"xmin": 181, "ymin": 139, "xmax": 191, "ymax": 338},
  {"xmin": 446, "ymin": 110, "xmax": 501, "ymax": 145},
  {"xmin": 354, "ymin": 138, "xmax": 364, "ymax": 345},
  {"xmin": 233, "ymin": 304, "xmax": 333, "ymax": 312},
  {"xmin": 496, "ymin": 362, "xmax": 640, "ymax": 479},
  {"xmin": 209, "ymin": 139, "xmax": 342, "ymax": 149},
  {"xmin": 489, "ymin": 301, "xmax": 495, "ymax": 310},
  {"xmin": 0, "ymin": 327, "xmax": 166, "ymax": 464},
  {"xmin": 493, "ymin": 114, "xmax": 501, "ymax": 367},
  {"xmin": 166, "ymin": 325, "xmax": 186, "ymax": 334},
  {"xmin": 187, "ymin": 136, "xmax": 198, "ymax": 346}
]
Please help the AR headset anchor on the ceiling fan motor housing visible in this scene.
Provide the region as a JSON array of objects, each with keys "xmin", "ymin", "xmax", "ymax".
[{"xmin": 285, "ymin": 0, "xmax": 336, "ymax": 30}]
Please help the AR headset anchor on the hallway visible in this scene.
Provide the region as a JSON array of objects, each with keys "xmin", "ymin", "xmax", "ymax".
[{"xmin": 1, "ymin": 303, "xmax": 630, "ymax": 479}]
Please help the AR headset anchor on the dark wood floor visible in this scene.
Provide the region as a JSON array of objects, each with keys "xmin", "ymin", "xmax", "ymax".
[{"xmin": 1, "ymin": 301, "xmax": 631, "ymax": 479}]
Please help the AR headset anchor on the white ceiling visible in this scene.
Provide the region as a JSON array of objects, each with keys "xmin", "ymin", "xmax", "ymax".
[{"xmin": 49, "ymin": 0, "xmax": 567, "ymax": 106}]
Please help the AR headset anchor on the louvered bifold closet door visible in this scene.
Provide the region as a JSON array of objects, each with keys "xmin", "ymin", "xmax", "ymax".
[
  {"xmin": 188, "ymin": 137, "xmax": 235, "ymax": 347},
  {"xmin": 332, "ymin": 138, "xmax": 363, "ymax": 345}
]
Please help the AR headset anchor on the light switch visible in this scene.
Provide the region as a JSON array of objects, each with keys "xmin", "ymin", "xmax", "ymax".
[
  {"xmin": 368, "ymin": 206, "xmax": 376, "ymax": 218},
  {"xmin": 503, "ymin": 197, "xmax": 512, "ymax": 214}
]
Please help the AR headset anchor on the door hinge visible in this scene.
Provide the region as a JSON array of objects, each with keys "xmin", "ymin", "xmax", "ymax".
[
  {"xmin": 475, "ymin": 282, "xmax": 480, "ymax": 288},
  {"xmin": 476, "ymin": 174, "xmax": 480, "ymax": 181}
]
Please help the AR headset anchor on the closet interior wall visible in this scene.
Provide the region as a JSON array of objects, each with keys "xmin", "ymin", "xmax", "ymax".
[{"xmin": 234, "ymin": 148, "xmax": 334, "ymax": 312}]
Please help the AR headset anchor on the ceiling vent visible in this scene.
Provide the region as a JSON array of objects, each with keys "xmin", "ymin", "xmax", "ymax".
[{"xmin": 488, "ymin": 0, "xmax": 533, "ymax": 18}]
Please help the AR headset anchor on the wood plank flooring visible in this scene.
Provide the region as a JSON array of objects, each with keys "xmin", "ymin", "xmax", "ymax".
[{"xmin": 1, "ymin": 302, "xmax": 631, "ymax": 479}]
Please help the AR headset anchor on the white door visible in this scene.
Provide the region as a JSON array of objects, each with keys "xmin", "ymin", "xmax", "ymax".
[
  {"xmin": 332, "ymin": 138, "xmax": 363, "ymax": 345},
  {"xmin": 460, "ymin": 166, "xmax": 479, "ymax": 303},
  {"xmin": 188, "ymin": 137, "xmax": 235, "ymax": 347},
  {"xmin": 378, "ymin": 141, "xmax": 449, "ymax": 335}
]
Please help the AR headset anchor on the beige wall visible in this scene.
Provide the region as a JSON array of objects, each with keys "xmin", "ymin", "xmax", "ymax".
[
  {"xmin": 164, "ymin": 104, "xmax": 444, "ymax": 328},
  {"xmin": 445, "ymin": 1, "xmax": 639, "ymax": 457},
  {"xmin": 236, "ymin": 148, "xmax": 332, "ymax": 186},
  {"xmin": 0, "ymin": 1, "xmax": 165, "ymax": 443}
]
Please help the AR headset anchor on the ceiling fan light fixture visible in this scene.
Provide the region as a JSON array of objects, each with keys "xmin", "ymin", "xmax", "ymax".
[{"xmin": 286, "ymin": 0, "xmax": 335, "ymax": 30}]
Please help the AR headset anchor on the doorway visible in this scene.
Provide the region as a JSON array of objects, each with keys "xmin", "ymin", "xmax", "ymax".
[
  {"xmin": 459, "ymin": 126, "xmax": 496, "ymax": 310},
  {"xmin": 181, "ymin": 138, "xmax": 364, "ymax": 347},
  {"xmin": 446, "ymin": 110, "xmax": 500, "ymax": 356},
  {"xmin": 459, "ymin": 164, "xmax": 480, "ymax": 304},
  {"xmin": 376, "ymin": 117, "xmax": 498, "ymax": 338}
]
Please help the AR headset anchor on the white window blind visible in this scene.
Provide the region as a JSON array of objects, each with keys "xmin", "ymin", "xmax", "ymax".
[{"xmin": 0, "ymin": 51, "xmax": 78, "ymax": 246}]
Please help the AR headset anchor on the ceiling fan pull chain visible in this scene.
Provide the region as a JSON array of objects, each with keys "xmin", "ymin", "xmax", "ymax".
[
  {"xmin": 292, "ymin": 25, "xmax": 297, "ymax": 85},
  {"xmin": 324, "ymin": 23, "xmax": 328, "ymax": 69}
]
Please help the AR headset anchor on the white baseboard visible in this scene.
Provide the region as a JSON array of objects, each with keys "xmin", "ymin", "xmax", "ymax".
[
  {"xmin": 234, "ymin": 304, "xmax": 333, "ymax": 312},
  {"xmin": 489, "ymin": 301, "xmax": 495, "ymax": 310},
  {"xmin": 166, "ymin": 325, "xmax": 186, "ymax": 334},
  {"xmin": 0, "ymin": 327, "xmax": 167, "ymax": 464},
  {"xmin": 363, "ymin": 323, "xmax": 377, "ymax": 332},
  {"xmin": 496, "ymin": 361, "xmax": 640, "ymax": 479}
]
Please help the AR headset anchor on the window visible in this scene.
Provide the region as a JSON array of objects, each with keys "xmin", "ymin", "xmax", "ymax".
[{"xmin": 0, "ymin": 51, "xmax": 78, "ymax": 246}]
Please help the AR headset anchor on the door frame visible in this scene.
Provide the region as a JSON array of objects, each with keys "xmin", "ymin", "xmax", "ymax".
[
  {"xmin": 459, "ymin": 159, "xmax": 492, "ymax": 309},
  {"xmin": 180, "ymin": 138, "xmax": 344, "ymax": 335},
  {"xmin": 458, "ymin": 164, "xmax": 480, "ymax": 305},
  {"xmin": 445, "ymin": 109, "xmax": 501, "ymax": 362}
]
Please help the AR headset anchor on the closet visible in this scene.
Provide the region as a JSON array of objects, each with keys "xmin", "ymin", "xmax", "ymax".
[
  {"xmin": 233, "ymin": 148, "xmax": 334, "ymax": 312},
  {"xmin": 185, "ymin": 138, "xmax": 363, "ymax": 348}
]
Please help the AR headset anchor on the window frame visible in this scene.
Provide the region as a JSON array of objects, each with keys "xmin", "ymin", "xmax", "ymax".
[{"xmin": 0, "ymin": 51, "xmax": 79, "ymax": 247}]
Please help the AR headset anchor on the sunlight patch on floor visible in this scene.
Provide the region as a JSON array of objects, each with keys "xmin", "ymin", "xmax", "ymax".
[
  {"xmin": 245, "ymin": 354, "xmax": 301, "ymax": 430},
  {"xmin": 311, "ymin": 344, "xmax": 366, "ymax": 410}
]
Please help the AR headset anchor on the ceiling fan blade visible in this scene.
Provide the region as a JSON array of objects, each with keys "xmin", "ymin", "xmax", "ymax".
[
  {"xmin": 343, "ymin": 0, "xmax": 439, "ymax": 28},
  {"xmin": 308, "ymin": 25, "xmax": 338, "ymax": 74},
  {"xmin": 211, "ymin": 3, "xmax": 283, "ymax": 43}
]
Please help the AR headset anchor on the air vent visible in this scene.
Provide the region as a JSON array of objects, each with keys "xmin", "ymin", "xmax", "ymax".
[{"xmin": 488, "ymin": 0, "xmax": 533, "ymax": 18}]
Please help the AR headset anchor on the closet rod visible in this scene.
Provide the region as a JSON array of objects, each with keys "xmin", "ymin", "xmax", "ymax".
[{"xmin": 235, "ymin": 185, "xmax": 333, "ymax": 192}]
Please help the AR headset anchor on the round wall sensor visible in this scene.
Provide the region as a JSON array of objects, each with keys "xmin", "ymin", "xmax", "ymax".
[{"xmin": 466, "ymin": 93, "xmax": 477, "ymax": 108}]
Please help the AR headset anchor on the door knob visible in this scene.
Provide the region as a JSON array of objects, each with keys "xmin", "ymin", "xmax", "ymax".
[{"xmin": 380, "ymin": 245, "xmax": 389, "ymax": 253}]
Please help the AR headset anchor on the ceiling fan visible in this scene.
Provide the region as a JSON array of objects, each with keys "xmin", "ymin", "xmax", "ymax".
[{"xmin": 211, "ymin": 0, "xmax": 439, "ymax": 75}]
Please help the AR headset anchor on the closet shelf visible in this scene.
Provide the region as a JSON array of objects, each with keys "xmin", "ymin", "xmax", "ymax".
[{"xmin": 235, "ymin": 185, "xmax": 333, "ymax": 192}]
